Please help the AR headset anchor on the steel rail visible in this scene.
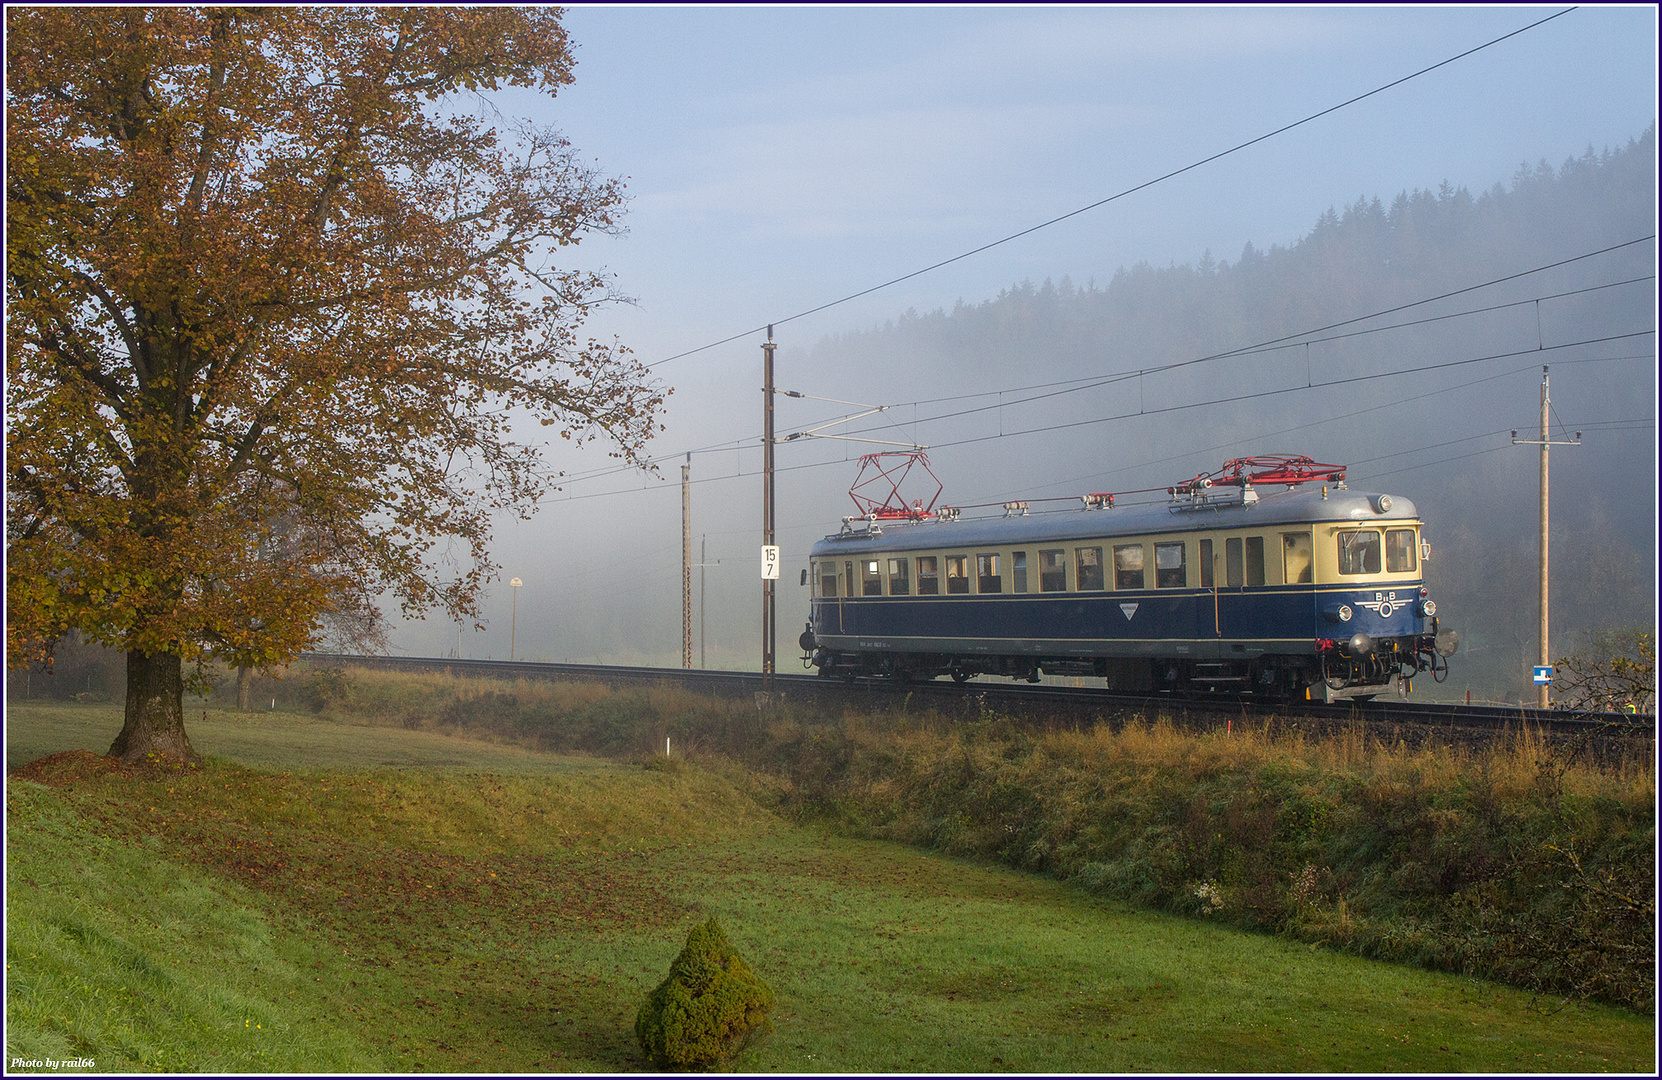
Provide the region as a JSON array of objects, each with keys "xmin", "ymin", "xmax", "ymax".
[{"xmin": 305, "ymin": 653, "xmax": 1653, "ymax": 739}]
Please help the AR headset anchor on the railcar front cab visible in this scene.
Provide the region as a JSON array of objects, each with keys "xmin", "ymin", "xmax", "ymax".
[{"xmin": 1303, "ymin": 497, "xmax": 1454, "ymax": 702}]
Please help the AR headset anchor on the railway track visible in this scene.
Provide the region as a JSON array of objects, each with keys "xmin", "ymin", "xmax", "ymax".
[{"xmin": 307, "ymin": 653, "xmax": 1653, "ymax": 746}]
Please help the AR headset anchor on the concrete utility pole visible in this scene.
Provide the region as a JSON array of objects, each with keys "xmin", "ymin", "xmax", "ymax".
[
  {"xmin": 761, "ymin": 329, "xmax": 778, "ymax": 686},
  {"xmin": 682, "ymin": 453, "xmax": 692, "ymax": 668},
  {"xmin": 1512, "ymin": 366, "xmax": 1580, "ymax": 708},
  {"xmin": 692, "ymin": 535, "xmax": 721, "ymax": 670},
  {"xmin": 509, "ymin": 576, "xmax": 523, "ymax": 661}
]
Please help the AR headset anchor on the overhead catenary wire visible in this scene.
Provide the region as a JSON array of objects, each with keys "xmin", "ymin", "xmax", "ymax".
[
  {"xmin": 838, "ymin": 332, "xmax": 1653, "ymax": 449},
  {"xmin": 551, "ymin": 329, "xmax": 1656, "ymax": 502},
  {"xmin": 826, "ymin": 268, "xmax": 1655, "ymax": 443},
  {"xmin": 984, "ymin": 355, "xmax": 1654, "ymax": 504},
  {"xmin": 549, "ymin": 342, "xmax": 1652, "ymax": 506},
  {"xmin": 843, "ymin": 333, "xmax": 1652, "ymax": 466},
  {"xmin": 545, "ymin": 238, "xmax": 1655, "ymax": 496},
  {"xmin": 643, "ymin": 7, "xmax": 1580, "ymax": 371},
  {"xmin": 838, "ymin": 235, "xmax": 1655, "ymax": 419}
]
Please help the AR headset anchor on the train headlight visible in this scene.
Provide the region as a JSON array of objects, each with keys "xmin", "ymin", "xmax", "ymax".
[
  {"xmin": 1372, "ymin": 494, "xmax": 1393, "ymax": 514},
  {"xmin": 1420, "ymin": 599, "xmax": 1437, "ymax": 618},
  {"xmin": 1324, "ymin": 603, "xmax": 1353, "ymax": 624}
]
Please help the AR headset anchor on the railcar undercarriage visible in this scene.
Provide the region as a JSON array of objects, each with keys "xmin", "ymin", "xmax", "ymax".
[{"xmin": 805, "ymin": 628, "xmax": 1455, "ymax": 703}]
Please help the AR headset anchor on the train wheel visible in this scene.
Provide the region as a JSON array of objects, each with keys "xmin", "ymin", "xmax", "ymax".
[{"xmin": 950, "ymin": 666, "xmax": 972, "ymax": 684}]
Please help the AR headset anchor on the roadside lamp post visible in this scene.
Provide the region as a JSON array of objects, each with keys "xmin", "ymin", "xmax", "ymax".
[{"xmin": 509, "ymin": 577, "xmax": 523, "ymax": 661}]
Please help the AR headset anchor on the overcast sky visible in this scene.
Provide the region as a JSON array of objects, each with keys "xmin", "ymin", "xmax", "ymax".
[{"xmin": 393, "ymin": 4, "xmax": 1657, "ymax": 664}]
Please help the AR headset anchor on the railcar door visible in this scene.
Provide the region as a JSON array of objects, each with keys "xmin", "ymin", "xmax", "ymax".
[
  {"xmin": 1220, "ymin": 535, "xmax": 1244, "ymax": 642},
  {"xmin": 1217, "ymin": 534, "xmax": 1268, "ymax": 649},
  {"xmin": 1282, "ymin": 530, "xmax": 1317, "ymax": 648},
  {"xmin": 1199, "ymin": 538, "xmax": 1221, "ymax": 654}
]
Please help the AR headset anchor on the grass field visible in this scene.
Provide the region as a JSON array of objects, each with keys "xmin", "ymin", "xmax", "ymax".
[{"xmin": 6, "ymin": 702, "xmax": 1656, "ymax": 1073}]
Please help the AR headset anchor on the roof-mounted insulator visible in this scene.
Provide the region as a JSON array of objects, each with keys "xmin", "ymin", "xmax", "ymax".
[
  {"xmin": 1002, "ymin": 501, "xmax": 1030, "ymax": 517},
  {"xmin": 1081, "ymin": 493, "xmax": 1115, "ymax": 509}
]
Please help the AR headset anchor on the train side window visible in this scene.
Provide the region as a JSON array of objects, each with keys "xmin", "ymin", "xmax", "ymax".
[
  {"xmin": 977, "ymin": 553, "xmax": 1002, "ymax": 593},
  {"xmin": 945, "ymin": 554, "xmax": 970, "ymax": 594},
  {"xmin": 1337, "ymin": 530, "xmax": 1382, "ymax": 575},
  {"xmin": 862, "ymin": 559, "xmax": 883, "ymax": 596},
  {"xmin": 916, "ymin": 556, "xmax": 940, "ymax": 595},
  {"xmin": 1075, "ymin": 547, "xmax": 1104, "ymax": 591},
  {"xmin": 1113, "ymin": 544, "xmax": 1145, "ymax": 590},
  {"xmin": 1012, "ymin": 551, "xmax": 1028, "ymax": 593},
  {"xmin": 1155, "ymin": 542, "xmax": 1186, "ymax": 588},
  {"xmin": 888, "ymin": 557, "xmax": 910, "ymax": 595},
  {"xmin": 1386, "ymin": 529, "xmax": 1417, "ymax": 572},
  {"xmin": 1244, "ymin": 537, "xmax": 1266, "ymax": 587},
  {"xmin": 1039, "ymin": 549, "xmax": 1068, "ymax": 592},
  {"xmin": 1225, "ymin": 537, "xmax": 1243, "ymax": 587},
  {"xmin": 1199, "ymin": 539, "xmax": 1215, "ymax": 588},
  {"xmin": 1282, "ymin": 532, "xmax": 1313, "ymax": 584},
  {"xmin": 818, "ymin": 561, "xmax": 837, "ymax": 598}
]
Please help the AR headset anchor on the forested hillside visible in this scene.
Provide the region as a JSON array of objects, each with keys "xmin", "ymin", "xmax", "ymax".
[{"xmin": 807, "ymin": 126, "xmax": 1656, "ymax": 702}]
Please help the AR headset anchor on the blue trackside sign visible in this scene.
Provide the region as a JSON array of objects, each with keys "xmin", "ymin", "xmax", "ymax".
[{"xmin": 1533, "ymin": 665, "xmax": 1553, "ymax": 685}]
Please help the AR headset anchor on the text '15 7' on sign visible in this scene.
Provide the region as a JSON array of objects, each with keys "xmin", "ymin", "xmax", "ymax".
[{"xmin": 760, "ymin": 546, "xmax": 780, "ymax": 580}]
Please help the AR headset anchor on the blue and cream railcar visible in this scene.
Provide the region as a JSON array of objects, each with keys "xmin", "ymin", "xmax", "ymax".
[{"xmin": 803, "ymin": 484, "xmax": 1449, "ymax": 700}]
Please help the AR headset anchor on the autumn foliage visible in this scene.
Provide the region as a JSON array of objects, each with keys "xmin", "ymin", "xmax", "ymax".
[
  {"xmin": 636, "ymin": 917, "xmax": 777, "ymax": 1069},
  {"xmin": 1553, "ymin": 629, "xmax": 1656, "ymax": 714},
  {"xmin": 5, "ymin": 7, "xmax": 664, "ymax": 760}
]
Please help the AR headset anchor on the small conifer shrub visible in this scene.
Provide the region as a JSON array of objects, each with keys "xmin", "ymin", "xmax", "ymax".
[{"xmin": 636, "ymin": 916, "xmax": 776, "ymax": 1069}]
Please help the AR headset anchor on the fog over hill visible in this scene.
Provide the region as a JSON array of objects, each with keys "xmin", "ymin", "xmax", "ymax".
[
  {"xmin": 796, "ymin": 126, "xmax": 1656, "ymax": 699},
  {"xmin": 21, "ymin": 131, "xmax": 1656, "ymax": 706}
]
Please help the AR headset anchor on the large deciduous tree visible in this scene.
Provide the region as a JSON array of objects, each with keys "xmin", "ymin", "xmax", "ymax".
[{"xmin": 5, "ymin": 7, "xmax": 666, "ymax": 762}]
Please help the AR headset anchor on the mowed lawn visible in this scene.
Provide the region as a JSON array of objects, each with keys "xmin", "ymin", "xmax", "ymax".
[{"xmin": 6, "ymin": 702, "xmax": 1655, "ymax": 1074}]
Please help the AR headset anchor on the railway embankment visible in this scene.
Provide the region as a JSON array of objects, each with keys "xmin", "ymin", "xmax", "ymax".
[
  {"xmin": 751, "ymin": 708, "xmax": 1655, "ymax": 1013},
  {"xmin": 265, "ymin": 663, "xmax": 1659, "ymax": 1011}
]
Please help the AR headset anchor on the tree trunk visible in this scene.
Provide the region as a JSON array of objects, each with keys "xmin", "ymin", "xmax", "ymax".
[
  {"xmin": 237, "ymin": 665, "xmax": 251, "ymax": 712},
  {"xmin": 110, "ymin": 649, "xmax": 199, "ymax": 764}
]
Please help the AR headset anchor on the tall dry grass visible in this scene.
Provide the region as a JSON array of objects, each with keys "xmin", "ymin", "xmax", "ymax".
[{"xmin": 748, "ymin": 708, "xmax": 1654, "ymax": 1010}]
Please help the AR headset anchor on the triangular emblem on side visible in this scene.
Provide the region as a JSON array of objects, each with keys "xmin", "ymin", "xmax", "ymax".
[{"xmin": 1120, "ymin": 603, "xmax": 1139, "ymax": 620}]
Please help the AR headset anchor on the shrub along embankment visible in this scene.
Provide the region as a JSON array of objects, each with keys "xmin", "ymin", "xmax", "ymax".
[{"xmin": 294, "ymin": 665, "xmax": 1656, "ymax": 1011}]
